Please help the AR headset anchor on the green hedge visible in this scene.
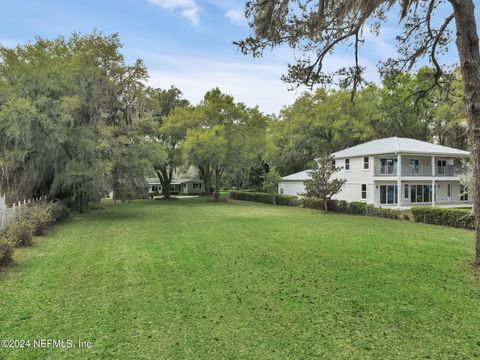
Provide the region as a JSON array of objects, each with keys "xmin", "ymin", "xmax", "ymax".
[
  {"xmin": 411, "ymin": 206, "xmax": 475, "ymax": 229},
  {"xmin": 302, "ymin": 198, "xmax": 324, "ymax": 210},
  {"xmin": 303, "ymin": 199, "xmax": 368, "ymax": 215},
  {"xmin": 230, "ymin": 191, "xmax": 300, "ymax": 206},
  {"xmin": 303, "ymin": 198, "xmax": 402, "ymax": 220},
  {"xmin": 365, "ymin": 205, "xmax": 402, "ymax": 220}
]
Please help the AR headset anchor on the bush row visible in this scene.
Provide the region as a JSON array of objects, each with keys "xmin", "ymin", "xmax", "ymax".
[
  {"xmin": 303, "ymin": 198, "xmax": 403, "ymax": 220},
  {"xmin": 411, "ymin": 206, "xmax": 475, "ymax": 229},
  {"xmin": 230, "ymin": 191, "xmax": 300, "ymax": 206},
  {"xmin": 0, "ymin": 202, "xmax": 70, "ymax": 267}
]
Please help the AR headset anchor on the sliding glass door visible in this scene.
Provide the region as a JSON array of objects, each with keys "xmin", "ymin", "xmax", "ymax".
[
  {"xmin": 379, "ymin": 185, "xmax": 397, "ymax": 205},
  {"xmin": 410, "ymin": 184, "xmax": 432, "ymax": 203}
]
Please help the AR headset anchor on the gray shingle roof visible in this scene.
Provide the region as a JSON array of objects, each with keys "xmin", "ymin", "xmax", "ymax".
[
  {"xmin": 280, "ymin": 170, "xmax": 310, "ymax": 181},
  {"xmin": 332, "ymin": 137, "xmax": 469, "ymax": 158}
]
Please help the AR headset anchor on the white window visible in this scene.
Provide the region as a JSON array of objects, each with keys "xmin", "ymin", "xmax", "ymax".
[
  {"xmin": 361, "ymin": 184, "xmax": 367, "ymax": 199},
  {"xmin": 345, "ymin": 158, "xmax": 350, "ymax": 171},
  {"xmin": 331, "ymin": 159, "xmax": 336, "ymax": 170},
  {"xmin": 280, "ymin": 188, "xmax": 284, "ymax": 195},
  {"xmin": 193, "ymin": 183, "xmax": 199, "ymax": 189},
  {"xmin": 363, "ymin": 157, "xmax": 369, "ymax": 169}
]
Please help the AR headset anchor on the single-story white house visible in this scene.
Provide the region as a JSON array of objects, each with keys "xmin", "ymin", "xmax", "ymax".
[
  {"xmin": 278, "ymin": 137, "xmax": 471, "ymax": 209},
  {"xmin": 146, "ymin": 178, "xmax": 205, "ymax": 196}
]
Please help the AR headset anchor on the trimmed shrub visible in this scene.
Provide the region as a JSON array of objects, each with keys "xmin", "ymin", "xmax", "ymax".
[
  {"xmin": 275, "ymin": 194, "xmax": 301, "ymax": 206},
  {"xmin": 23, "ymin": 204, "xmax": 55, "ymax": 236},
  {"xmin": 303, "ymin": 198, "xmax": 324, "ymax": 210},
  {"xmin": 350, "ymin": 202, "xmax": 367, "ymax": 215},
  {"xmin": 4, "ymin": 221, "xmax": 33, "ymax": 247},
  {"xmin": 48, "ymin": 202, "xmax": 70, "ymax": 222},
  {"xmin": 411, "ymin": 206, "xmax": 475, "ymax": 229},
  {"xmin": 230, "ymin": 191, "xmax": 299, "ymax": 206},
  {"xmin": 365, "ymin": 205, "xmax": 402, "ymax": 220},
  {"xmin": 0, "ymin": 237, "xmax": 13, "ymax": 266},
  {"xmin": 230, "ymin": 191, "xmax": 272, "ymax": 204}
]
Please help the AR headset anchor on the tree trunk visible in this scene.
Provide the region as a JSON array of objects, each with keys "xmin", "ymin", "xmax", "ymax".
[
  {"xmin": 451, "ymin": 0, "xmax": 480, "ymax": 265},
  {"xmin": 155, "ymin": 168, "xmax": 172, "ymax": 200},
  {"xmin": 324, "ymin": 197, "xmax": 328, "ymax": 211},
  {"xmin": 199, "ymin": 165, "xmax": 212, "ymax": 197},
  {"xmin": 77, "ymin": 192, "xmax": 88, "ymax": 213},
  {"xmin": 162, "ymin": 181, "xmax": 171, "ymax": 200},
  {"xmin": 214, "ymin": 167, "xmax": 221, "ymax": 202}
]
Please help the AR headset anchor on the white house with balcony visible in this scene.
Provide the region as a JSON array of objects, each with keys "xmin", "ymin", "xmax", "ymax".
[{"xmin": 278, "ymin": 137, "xmax": 471, "ymax": 208}]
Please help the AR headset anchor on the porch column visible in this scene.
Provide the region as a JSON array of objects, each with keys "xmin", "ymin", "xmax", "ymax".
[
  {"xmin": 431, "ymin": 155, "xmax": 436, "ymax": 207},
  {"xmin": 397, "ymin": 153, "xmax": 402, "ymax": 208},
  {"xmin": 432, "ymin": 179, "xmax": 436, "ymax": 207}
]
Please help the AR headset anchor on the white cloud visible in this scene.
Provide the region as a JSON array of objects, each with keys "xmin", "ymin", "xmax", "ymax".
[
  {"xmin": 148, "ymin": 0, "xmax": 201, "ymax": 26},
  {"xmin": 139, "ymin": 48, "xmax": 381, "ymax": 115},
  {"xmin": 144, "ymin": 54, "xmax": 298, "ymax": 114},
  {"xmin": 225, "ymin": 10, "xmax": 246, "ymax": 26}
]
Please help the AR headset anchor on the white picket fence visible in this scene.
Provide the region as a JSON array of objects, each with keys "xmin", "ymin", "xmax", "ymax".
[{"xmin": 0, "ymin": 196, "xmax": 47, "ymax": 231}]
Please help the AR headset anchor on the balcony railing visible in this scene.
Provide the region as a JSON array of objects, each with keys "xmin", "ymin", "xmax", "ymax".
[
  {"xmin": 401, "ymin": 165, "xmax": 432, "ymax": 176},
  {"xmin": 375, "ymin": 165, "xmax": 397, "ymax": 176},
  {"xmin": 375, "ymin": 164, "xmax": 464, "ymax": 176},
  {"xmin": 435, "ymin": 165, "xmax": 464, "ymax": 176}
]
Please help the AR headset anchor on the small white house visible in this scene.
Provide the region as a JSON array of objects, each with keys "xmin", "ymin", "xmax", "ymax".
[
  {"xmin": 278, "ymin": 137, "xmax": 471, "ymax": 209},
  {"xmin": 146, "ymin": 178, "xmax": 205, "ymax": 195}
]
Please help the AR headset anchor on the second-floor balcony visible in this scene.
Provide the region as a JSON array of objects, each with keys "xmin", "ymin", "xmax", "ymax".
[{"xmin": 374, "ymin": 165, "xmax": 464, "ymax": 177}]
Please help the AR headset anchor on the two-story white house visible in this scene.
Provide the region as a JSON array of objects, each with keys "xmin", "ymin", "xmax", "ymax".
[{"xmin": 278, "ymin": 137, "xmax": 471, "ymax": 208}]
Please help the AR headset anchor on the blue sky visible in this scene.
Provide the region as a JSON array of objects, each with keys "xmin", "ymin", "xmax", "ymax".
[{"xmin": 0, "ymin": 0, "xmax": 473, "ymax": 114}]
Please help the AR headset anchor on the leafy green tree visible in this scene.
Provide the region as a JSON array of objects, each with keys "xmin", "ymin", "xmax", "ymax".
[
  {"xmin": 261, "ymin": 167, "xmax": 282, "ymax": 205},
  {"xmin": 270, "ymin": 86, "xmax": 379, "ymax": 175},
  {"xmin": 0, "ymin": 32, "xmax": 147, "ymax": 212},
  {"xmin": 225, "ymin": 106, "xmax": 270, "ymax": 190},
  {"xmin": 144, "ymin": 87, "xmax": 191, "ymax": 199},
  {"xmin": 301, "ymin": 154, "xmax": 346, "ymax": 211},
  {"xmin": 183, "ymin": 125, "xmax": 228, "ymax": 201},
  {"xmin": 110, "ymin": 117, "xmax": 164, "ymax": 202}
]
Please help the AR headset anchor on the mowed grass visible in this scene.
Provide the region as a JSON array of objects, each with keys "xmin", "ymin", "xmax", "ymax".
[{"xmin": 0, "ymin": 198, "xmax": 479, "ymax": 359}]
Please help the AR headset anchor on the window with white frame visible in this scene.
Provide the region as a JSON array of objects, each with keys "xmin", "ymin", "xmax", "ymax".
[
  {"xmin": 363, "ymin": 157, "xmax": 369, "ymax": 169},
  {"xmin": 345, "ymin": 158, "xmax": 350, "ymax": 171},
  {"xmin": 361, "ymin": 184, "xmax": 367, "ymax": 199}
]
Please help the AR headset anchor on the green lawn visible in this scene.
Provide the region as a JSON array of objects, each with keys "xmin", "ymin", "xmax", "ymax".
[{"xmin": 0, "ymin": 198, "xmax": 479, "ymax": 359}]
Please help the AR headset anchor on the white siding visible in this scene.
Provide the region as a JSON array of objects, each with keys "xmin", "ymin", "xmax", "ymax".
[
  {"xmin": 278, "ymin": 181, "xmax": 305, "ymax": 196},
  {"xmin": 279, "ymin": 152, "xmax": 470, "ymax": 207},
  {"xmin": 332, "ymin": 156, "xmax": 374, "ymax": 203},
  {"xmin": 181, "ymin": 182, "xmax": 204, "ymax": 195}
]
